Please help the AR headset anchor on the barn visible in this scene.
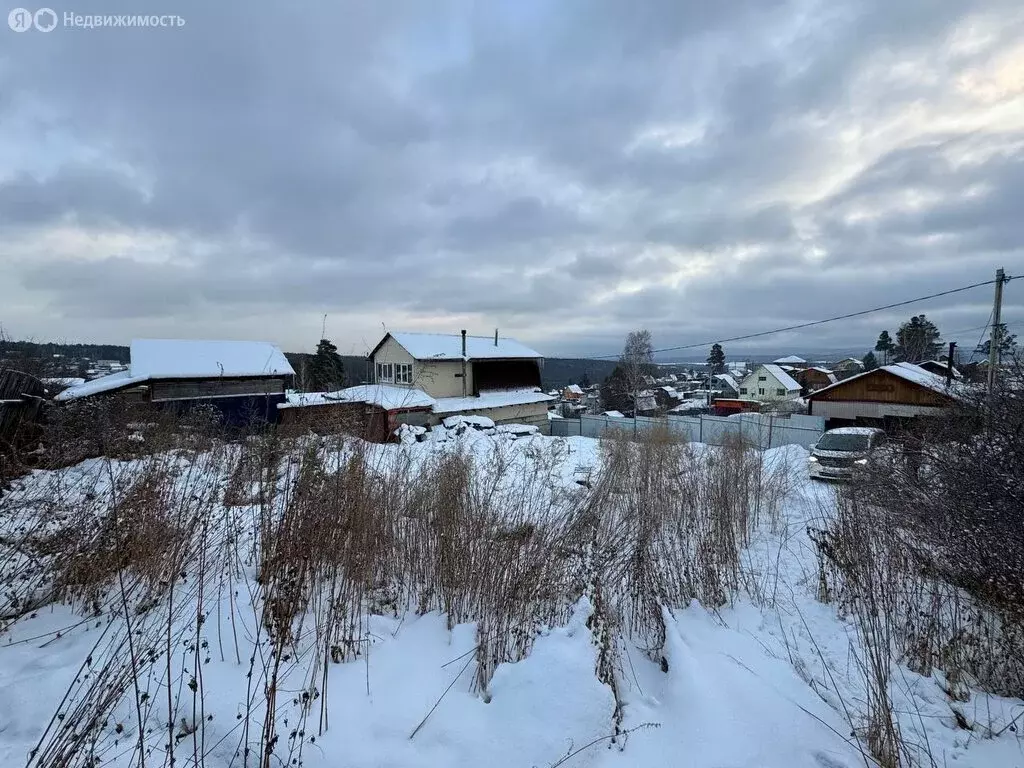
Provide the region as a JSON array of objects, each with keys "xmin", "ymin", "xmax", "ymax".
[
  {"xmin": 807, "ymin": 362, "xmax": 959, "ymax": 430},
  {"xmin": 54, "ymin": 339, "xmax": 295, "ymax": 426}
]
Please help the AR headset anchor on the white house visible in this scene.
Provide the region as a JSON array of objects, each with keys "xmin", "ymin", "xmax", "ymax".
[
  {"xmin": 738, "ymin": 364, "xmax": 802, "ymax": 401},
  {"xmin": 366, "ymin": 331, "xmax": 554, "ymax": 431}
]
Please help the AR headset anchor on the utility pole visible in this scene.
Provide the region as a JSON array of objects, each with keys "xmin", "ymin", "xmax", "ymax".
[
  {"xmin": 946, "ymin": 341, "xmax": 956, "ymax": 387},
  {"xmin": 987, "ymin": 268, "xmax": 1006, "ymax": 395}
]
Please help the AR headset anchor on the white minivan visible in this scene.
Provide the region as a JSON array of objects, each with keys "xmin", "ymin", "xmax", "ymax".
[{"xmin": 807, "ymin": 427, "xmax": 885, "ymax": 481}]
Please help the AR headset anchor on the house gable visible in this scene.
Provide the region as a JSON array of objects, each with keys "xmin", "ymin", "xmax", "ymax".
[{"xmin": 809, "ymin": 368, "xmax": 953, "ymax": 407}]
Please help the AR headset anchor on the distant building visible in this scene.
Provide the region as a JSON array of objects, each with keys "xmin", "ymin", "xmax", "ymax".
[
  {"xmin": 562, "ymin": 383, "xmax": 585, "ymax": 401},
  {"xmin": 832, "ymin": 358, "xmax": 866, "ymax": 376},
  {"xmin": 713, "ymin": 374, "xmax": 740, "ymax": 397},
  {"xmin": 772, "ymin": 355, "xmax": 808, "ymax": 368},
  {"xmin": 738, "ymin": 364, "xmax": 802, "ymax": 401},
  {"xmin": 916, "ymin": 360, "xmax": 961, "ymax": 380},
  {"xmin": 797, "ymin": 367, "xmax": 838, "ymax": 393}
]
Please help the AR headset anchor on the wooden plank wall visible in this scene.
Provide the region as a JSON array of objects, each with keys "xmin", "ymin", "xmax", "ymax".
[{"xmin": 812, "ymin": 369, "xmax": 950, "ymax": 406}]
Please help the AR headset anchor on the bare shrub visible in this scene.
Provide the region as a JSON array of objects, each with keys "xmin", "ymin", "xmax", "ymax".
[{"xmin": 812, "ymin": 363, "xmax": 1024, "ymax": 765}]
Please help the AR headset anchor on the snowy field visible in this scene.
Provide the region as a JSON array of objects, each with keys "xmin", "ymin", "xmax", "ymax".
[{"xmin": 1, "ymin": 429, "xmax": 1021, "ymax": 768}]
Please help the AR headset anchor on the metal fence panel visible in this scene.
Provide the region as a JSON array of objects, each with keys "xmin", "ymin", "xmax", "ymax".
[{"xmin": 556, "ymin": 412, "xmax": 824, "ymax": 450}]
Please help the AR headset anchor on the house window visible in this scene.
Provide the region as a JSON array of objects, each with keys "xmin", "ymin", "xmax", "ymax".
[
  {"xmin": 758, "ymin": 388, "xmax": 765, "ymax": 395},
  {"xmin": 376, "ymin": 362, "xmax": 394, "ymax": 383},
  {"xmin": 758, "ymin": 376, "xmax": 767, "ymax": 381},
  {"xmin": 776, "ymin": 388, "xmax": 786, "ymax": 396},
  {"xmin": 395, "ymin": 363, "xmax": 413, "ymax": 384},
  {"xmin": 739, "ymin": 387, "xmax": 747, "ymax": 394}
]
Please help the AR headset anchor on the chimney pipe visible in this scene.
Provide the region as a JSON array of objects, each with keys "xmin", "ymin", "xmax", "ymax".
[
  {"xmin": 494, "ymin": 328, "xmax": 498, "ymax": 346},
  {"xmin": 461, "ymin": 330, "xmax": 468, "ymax": 397}
]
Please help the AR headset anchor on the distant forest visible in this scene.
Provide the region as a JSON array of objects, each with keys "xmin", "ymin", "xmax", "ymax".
[
  {"xmin": 0, "ymin": 340, "xmax": 130, "ymax": 363},
  {"xmin": 2, "ymin": 340, "xmax": 621, "ymax": 391}
]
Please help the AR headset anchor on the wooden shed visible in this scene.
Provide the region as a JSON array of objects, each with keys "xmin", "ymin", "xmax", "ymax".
[
  {"xmin": 797, "ymin": 367, "xmax": 838, "ymax": 393},
  {"xmin": 807, "ymin": 362, "xmax": 958, "ymax": 429}
]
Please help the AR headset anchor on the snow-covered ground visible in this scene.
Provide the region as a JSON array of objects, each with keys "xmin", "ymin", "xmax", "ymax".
[{"xmin": 1, "ymin": 433, "xmax": 1021, "ymax": 768}]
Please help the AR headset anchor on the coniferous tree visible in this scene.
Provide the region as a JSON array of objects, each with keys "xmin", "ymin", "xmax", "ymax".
[
  {"xmin": 874, "ymin": 331, "xmax": 895, "ymax": 365},
  {"xmin": 894, "ymin": 315, "xmax": 942, "ymax": 363},
  {"xmin": 308, "ymin": 338, "xmax": 346, "ymax": 391},
  {"xmin": 706, "ymin": 343, "xmax": 726, "ymax": 375}
]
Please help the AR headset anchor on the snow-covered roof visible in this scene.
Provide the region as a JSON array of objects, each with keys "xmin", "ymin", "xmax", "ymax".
[
  {"xmin": 565, "ymin": 384, "xmax": 584, "ymax": 395},
  {"xmin": 54, "ymin": 370, "xmax": 149, "ymax": 401},
  {"xmin": 55, "ymin": 339, "xmax": 294, "ymax": 402},
  {"xmin": 919, "ymin": 360, "xmax": 962, "ymax": 378},
  {"xmin": 280, "ymin": 384, "xmax": 435, "ymax": 411},
  {"xmin": 773, "ymin": 355, "xmax": 807, "ymax": 365},
  {"xmin": 42, "ymin": 377, "xmax": 86, "ymax": 388},
  {"xmin": 601, "ymin": 410, "xmax": 625, "ymax": 418},
  {"xmin": 382, "ymin": 332, "xmax": 542, "ymax": 361},
  {"xmin": 761, "ymin": 365, "xmax": 802, "ymax": 391},
  {"xmin": 130, "ymin": 339, "xmax": 294, "ymax": 379},
  {"xmin": 809, "ymin": 362, "xmax": 959, "ymax": 400},
  {"xmin": 714, "ymin": 374, "xmax": 739, "ymax": 391},
  {"xmin": 431, "ymin": 388, "xmax": 554, "ymax": 415},
  {"xmin": 825, "ymin": 427, "xmax": 885, "ymax": 436}
]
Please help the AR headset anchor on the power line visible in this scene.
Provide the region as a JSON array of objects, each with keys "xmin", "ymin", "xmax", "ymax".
[
  {"xmin": 581, "ymin": 275, "xmax": 1017, "ymax": 360},
  {"xmin": 966, "ymin": 310, "xmax": 995, "ymax": 365}
]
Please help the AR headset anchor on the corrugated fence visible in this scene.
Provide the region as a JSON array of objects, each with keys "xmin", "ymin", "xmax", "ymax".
[{"xmin": 550, "ymin": 412, "xmax": 824, "ymax": 450}]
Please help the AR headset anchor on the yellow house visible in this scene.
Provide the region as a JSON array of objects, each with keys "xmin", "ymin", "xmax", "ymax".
[{"xmin": 368, "ymin": 331, "xmax": 554, "ymax": 431}]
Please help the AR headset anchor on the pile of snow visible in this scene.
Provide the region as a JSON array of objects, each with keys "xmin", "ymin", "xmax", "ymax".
[
  {"xmin": 442, "ymin": 414, "xmax": 496, "ymax": 430},
  {"xmin": 394, "ymin": 423, "xmax": 428, "ymax": 445},
  {"xmin": 494, "ymin": 423, "xmax": 540, "ymax": 438}
]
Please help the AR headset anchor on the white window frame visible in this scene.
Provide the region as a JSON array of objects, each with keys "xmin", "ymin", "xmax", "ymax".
[
  {"xmin": 376, "ymin": 362, "xmax": 394, "ymax": 383},
  {"xmin": 395, "ymin": 363, "xmax": 413, "ymax": 384}
]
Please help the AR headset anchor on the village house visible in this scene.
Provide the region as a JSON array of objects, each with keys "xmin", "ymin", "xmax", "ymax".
[
  {"xmin": 807, "ymin": 362, "xmax": 959, "ymax": 430},
  {"xmin": 54, "ymin": 339, "xmax": 295, "ymax": 425},
  {"xmin": 772, "ymin": 355, "xmax": 808, "ymax": 368},
  {"xmin": 367, "ymin": 331, "xmax": 553, "ymax": 431},
  {"xmin": 561, "ymin": 383, "xmax": 585, "ymax": 401},
  {"xmin": 831, "ymin": 358, "xmax": 865, "ymax": 378},
  {"xmin": 712, "ymin": 374, "xmax": 740, "ymax": 397},
  {"xmin": 916, "ymin": 360, "xmax": 962, "ymax": 380},
  {"xmin": 738, "ymin": 364, "xmax": 802, "ymax": 402},
  {"xmin": 796, "ymin": 367, "xmax": 838, "ymax": 393}
]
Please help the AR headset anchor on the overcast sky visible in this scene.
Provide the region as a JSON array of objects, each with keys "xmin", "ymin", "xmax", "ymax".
[{"xmin": 1, "ymin": 0, "xmax": 1022, "ymax": 359}]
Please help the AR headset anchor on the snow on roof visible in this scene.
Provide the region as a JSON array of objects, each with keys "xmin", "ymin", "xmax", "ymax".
[
  {"xmin": 130, "ymin": 339, "xmax": 294, "ymax": 379},
  {"xmin": 385, "ymin": 332, "xmax": 542, "ymax": 361},
  {"xmin": 825, "ymin": 427, "xmax": 885, "ymax": 436},
  {"xmin": 54, "ymin": 370, "xmax": 149, "ymax": 401},
  {"xmin": 42, "ymin": 377, "xmax": 86, "ymax": 388},
  {"xmin": 601, "ymin": 410, "xmax": 625, "ymax": 418},
  {"xmin": 565, "ymin": 384, "xmax": 584, "ymax": 394},
  {"xmin": 773, "ymin": 355, "xmax": 807, "ymax": 365},
  {"xmin": 56, "ymin": 339, "xmax": 294, "ymax": 402},
  {"xmin": 714, "ymin": 374, "xmax": 739, "ymax": 391},
  {"xmin": 761, "ymin": 364, "xmax": 802, "ymax": 391},
  {"xmin": 431, "ymin": 388, "xmax": 554, "ymax": 415},
  {"xmin": 281, "ymin": 384, "xmax": 435, "ymax": 411},
  {"xmin": 809, "ymin": 362, "xmax": 959, "ymax": 400}
]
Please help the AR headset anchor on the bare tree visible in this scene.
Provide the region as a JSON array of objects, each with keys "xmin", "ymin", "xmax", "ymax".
[{"xmin": 620, "ymin": 330, "xmax": 655, "ymax": 415}]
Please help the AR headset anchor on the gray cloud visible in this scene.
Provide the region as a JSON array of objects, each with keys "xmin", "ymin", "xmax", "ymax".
[{"xmin": 0, "ymin": 0, "xmax": 1022, "ymax": 356}]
